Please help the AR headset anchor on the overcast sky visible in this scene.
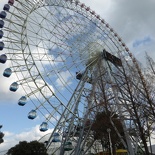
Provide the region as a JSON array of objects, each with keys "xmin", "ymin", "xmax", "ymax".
[
  {"xmin": 0, "ymin": 0, "xmax": 155, "ymax": 153},
  {"xmin": 80, "ymin": 0, "xmax": 155, "ymax": 63}
]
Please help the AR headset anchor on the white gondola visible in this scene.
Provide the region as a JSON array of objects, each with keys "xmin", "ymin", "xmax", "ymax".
[
  {"xmin": 9, "ymin": 82, "xmax": 19, "ymax": 92},
  {"xmin": 3, "ymin": 68, "xmax": 12, "ymax": 77},
  {"xmin": 28, "ymin": 110, "xmax": 37, "ymax": 119},
  {"xmin": 0, "ymin": 54, "xmax": 7, "ymax": 63},
  {"xmin": 40, "ymin": 122, "xmax": 48, "ymax": 132},
  {"xmin": 18, "ymin": 96, "xmax": 27, "ymax": 106}
]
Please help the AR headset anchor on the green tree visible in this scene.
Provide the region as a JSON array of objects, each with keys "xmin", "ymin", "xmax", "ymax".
[
  {"xmin": 0, "ymin": 125, "xmax": 4, "ymax": 144},
  {"xmin": 0, "ymin": 132, "xmax": 4, "ymax": 144},
  {"xmin": 6, "ymin": 140, "xmax": 48, "ymax": 155},
  {"xmin": 91, "ymin": 110, "xmax": 125, "ymax": 155}
]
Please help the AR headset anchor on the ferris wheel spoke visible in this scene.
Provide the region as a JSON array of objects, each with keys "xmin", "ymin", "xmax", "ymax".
[
  {"xmin": 15, "ymin": 0, "xmax": 34, "ymax": 12},
  {"xmin": 13, "ymin": 5, "xmax": 29, "ymax": 16}
]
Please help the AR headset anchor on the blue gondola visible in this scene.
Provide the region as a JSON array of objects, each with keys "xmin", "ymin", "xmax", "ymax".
[
  {"xmin": 0, "ymin": 20, "xmax": 4, "ymax": 28},
  {"xmin": 52, "ymin": 132, "xmax": 61, "ymax": 142},
  {"xmin": 52, "ymin": 138, "xmax": 60, "ymax": 142},
  {"xmin": 28, "ymin": 110, "xmax": 37, "ymax": 119},
  {"xmin": 0, "ymin": 42, "xmax": 4, "ymax": 50},
  {"xmin": 53, "ymin": 132, "xmax": 60, "ymax": 137},
  {"xmin": 8, "ymin": 0, "xmax": 14, "ymax": 6},
  {"xmin": 64, "ymin": 141, "xmax": 73, "ymax": 151},
  {"xmin": 40, "ymin": 122, "xmax": 48, "ymax": 132},
  {"xmin": 3, "ymin": 68, "xmax": 12, "ymax": 77},
  {"xmin": 0, "ymin": 54, "xmax": 7, "ymax": 63},
  {"xmin": 3, "ymin": 4, "xmax": 10, "ymax": 11},
  {"xmin": 0, "ymin": 11, "xmax": 7, "ymax": 19},
  {"xmin": 9, "ymin": 82, "xmax": 19, "ymax": 92},
  {"xmin": 0, "ymin": 30, "xmax": 4, "ymax": 39},
  {"xmin": 18, "ymin": 96, "xmax": 27, "ymax": 106}
]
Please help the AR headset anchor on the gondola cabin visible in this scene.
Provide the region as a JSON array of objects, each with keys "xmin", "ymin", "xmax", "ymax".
[
  {"xmin": 74, "ymin": 124, "xmax": 81, "ymax": 136},
  {"xmin": 0, "ymin": 30, "xmax": 4, "ymax": 39},
  {"xmin": 0, "ymin": 54, "xmax": 7, "ymax": 63},
  {"xmin": 40, "ymin": 122, "xmax": 48, "ymax": 132},
  {"xmin": 28, "ymin": 110, "xmax": 37, "ymax": 119},
  {"xmin": 3, "ymin": 4, "xmax": 10, "ymax": 11},
  {"xmin": 9, "ymin": 82, "xmax": 19, "ymax": 92},
  {"xmin": 76, "ymin": 72, "xmax": 82, "ymax": 80},
  {"xmin": 0, "ymin": 20, "xmax": 4, "ymax": 28},
  {"xmin": 64, "ymin": 141, "xmax": 73, "ymax": 151},
  {"xmin": 18, "ymin": 96, "xmax": 27, "ymax": 106},
  {"xmin": 52, "ymin": 132, "xmax": 61, "ymax": 142},
  {"xmin": 0, "ymin": 42, "xmax": 4, "ymax": 50},
  {"xmin": 3, "ymin": 68, "xmax": 12, "ymax": 77},
  {"xmin": 52, "ymin": 138, "xmax": 60, "ymax": 142},
  {"xmin": 76, "ymin": 72, "xmax": 92, "ymax": 83},
  {"xmin": 0, "ymin": 11, "xmax": 7, "ymax": 19},
  {"xmin": 8, "ymin": 0, "xmax": 14, "ymax": 6}
]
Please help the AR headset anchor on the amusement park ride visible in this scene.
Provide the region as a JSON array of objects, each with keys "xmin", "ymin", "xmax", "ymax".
[{"xmin": 0, "ymin": 0, "xmax": 155, "ymax": 154}]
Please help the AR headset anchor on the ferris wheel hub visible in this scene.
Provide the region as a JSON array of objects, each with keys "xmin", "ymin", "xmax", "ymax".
[{"xmin": 84, "ymin": 42, "xmax": 104, "ymax": 67}]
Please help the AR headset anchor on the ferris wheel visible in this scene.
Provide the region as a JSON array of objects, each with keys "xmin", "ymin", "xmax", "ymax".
[{"xmin": 0, "ymin": 0, "xmax": 154, "ymax": 154}]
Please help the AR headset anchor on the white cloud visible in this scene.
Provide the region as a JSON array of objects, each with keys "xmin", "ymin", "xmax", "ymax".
[
  {"xmin": 56, "ymin": 70, "xmax": 72, "ymax": 88},
  {"xmin": 80, "ymin": 0, "xmax": 155, "ymax": 63},
  {"xmin": 0, "ymin": 125, "xmax": 53, "ymax": 155},
  {"xmin": 0, "ymin": 61, "xmax": 55, "ymax": 105}
]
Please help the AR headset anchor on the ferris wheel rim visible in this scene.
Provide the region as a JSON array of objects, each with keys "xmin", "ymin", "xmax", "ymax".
[{"xmin": 0, "ymin": 0, "xmax": 133, "ymax": 134}]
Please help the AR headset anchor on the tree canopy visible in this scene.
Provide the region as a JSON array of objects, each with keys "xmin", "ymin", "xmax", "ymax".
[
  {"xmin": 91, "ymin": 110, "xmax": 126, "ymax": 154},
  {"xmin": 6, "ymin": 140, "xmax": 48, "ymax": 155}
]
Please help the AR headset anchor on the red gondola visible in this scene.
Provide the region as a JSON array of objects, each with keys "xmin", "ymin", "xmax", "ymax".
[{"xmin": 8, "ymin": 0, "xmax": 14, "ymax": 6}]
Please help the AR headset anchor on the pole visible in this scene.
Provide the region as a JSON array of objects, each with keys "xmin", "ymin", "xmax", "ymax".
[{"xmin": 107, "ymin": 128, "xmax": 113, "ymax": 155}]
